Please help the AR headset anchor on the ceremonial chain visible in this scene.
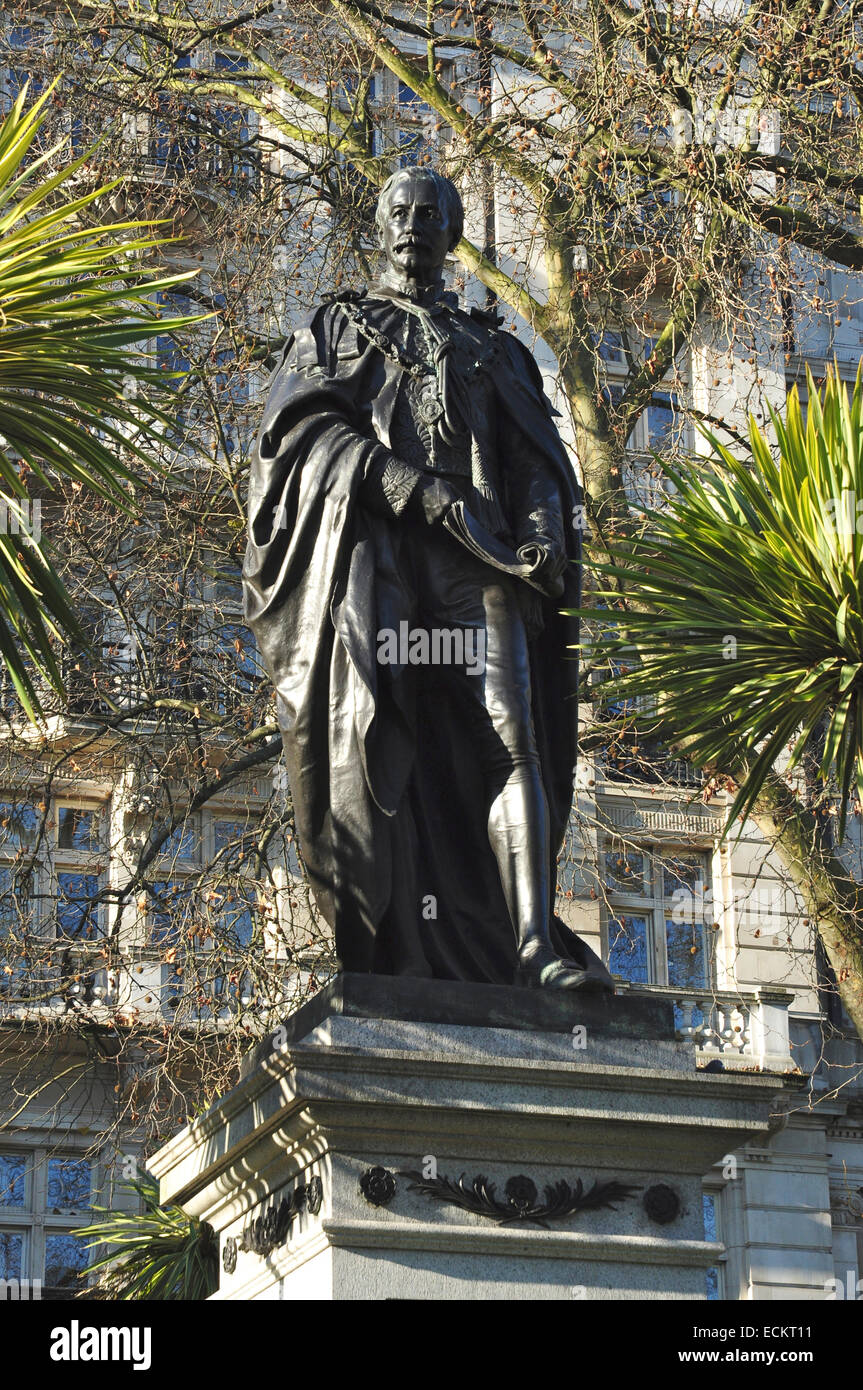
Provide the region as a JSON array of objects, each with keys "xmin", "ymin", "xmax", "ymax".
[
  {"xmin": 334, "ymin": 296, "xmax": 434, "ymax": 382},
  {"xmin": 333, "ymin": 294, "xmax": 500, "ymax": 387}
]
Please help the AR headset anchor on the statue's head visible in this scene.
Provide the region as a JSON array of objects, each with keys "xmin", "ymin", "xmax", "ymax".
[{"xmin": 375, "ymin": 166, "xmax": 464, "ymax": 283}]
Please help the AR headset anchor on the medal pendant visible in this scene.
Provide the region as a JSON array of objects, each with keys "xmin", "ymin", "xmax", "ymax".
[{"xmin": 419, "ymin": 394, "xmax": 444, "ymax": 426}]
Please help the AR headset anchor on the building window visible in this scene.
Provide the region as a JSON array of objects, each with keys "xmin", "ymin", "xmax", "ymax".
[
  {"xmin": 68, "ymin": 35, "xmax": 105, "ymax": 155},
  {"xmin": 593, "ymin": 684, "xmax": 703, "ymax": 790},
  {"xmin": 645, "ymin": 391, "xmax": 684, "ymax": 452},
  {"xmin": 149, "ymin": 52, "xmax": 199, "ymax": 177},
  {"xmin": 149, "ymin": 878, "xmax": 195, "ymax": 948},
  {"xmin": 0, "ymin": 797, "xmax": 110, "ymax": 1007},
  {"xmin": 145, "ymin": 808, "xmax": 263, "ymax": 1015},
  {"xmin": 620, "ymin": 389, "xmax": 685, "ymax": 512},
  {"xmin": 702, "ymin": 1189, "xmax": 724, "ymax": 1300},
  {"xmin": 52, "ymin": 802, "xmax": 106, "ymax": 941},
  {"xmin": 592, "ymin": 330, "xmax": 625, "ymax": 365},
  {"xmin": 208, "ymin": 52, "xmax": 258, "ymax": 195},
  {"xmin": 211, "ymin": 621, "xmax": 264, "ymax": 717},
  {"xmin": 56, "ymin": 873, "xmax": 101, "ymax": 939},
  {"xmin": 212, "ymin": 816, "xmax": 260, "ymax": 949},
  {"xmin": 330, "ymin": 72, "xmax": 379, "ymax": 216},
  {"xmin": 213, "ymin": 346, "xmax": 251, "ymax": 456},
  {"xmin": 0, "ymin": 797, "xmax": 107, "ymax": 938},
  {"xmin": 593, "ymin": 330, "xmax": 689, "ymax": 510},
  {"xmin": 370, "ymin": 65, "xmax": 449, "ymax": 170},
  {"xmin": 603, "ymin": 840, "xmax": 713, "ymax": 987},
  {"xmin": 155, "ymin": 293, "xmax": 193, "ymax": 379},
  {"xmin": 0, "ymin": 1148, "xmax": 93, "ymax": 1295},
  {"xmin": 56, "ymin": 603, "xmax": 127, "ymax": 717},
  {"xmin": 154, "ymin": 291, "xmax": 193, "ymax": 448},
  {"xmin": 0, "ymin": 798, "xmax": 38, "ymax": 990},
  {"xmin": 395, "ymin": 80, "xmax": 436, "ymax": 166},
  {"xmin": 0, "ymin": 799, "xmax": 39, "ymax": 851},
  {"xmin": 3, "ymin": 23, "xmax": 48, "ymax": 111},
  {"xmin": 56, "ymin": 808, "xmax": 101, "ymax": 853}
]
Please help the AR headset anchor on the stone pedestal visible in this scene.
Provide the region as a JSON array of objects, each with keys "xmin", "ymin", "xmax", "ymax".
[{"xmin": 149, "ymin": 975, "xmax": 793, "ymax": 1300}]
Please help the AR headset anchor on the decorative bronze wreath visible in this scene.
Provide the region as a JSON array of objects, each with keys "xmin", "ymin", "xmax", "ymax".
[{"xmin": 399, "ymin": 1170, "xmax": 640, "ymax": 1228}]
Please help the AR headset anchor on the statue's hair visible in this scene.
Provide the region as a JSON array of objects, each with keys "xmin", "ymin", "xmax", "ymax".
[{"xmin": 375, "ymin": 166, "xmax": 464, "ymax": 251}]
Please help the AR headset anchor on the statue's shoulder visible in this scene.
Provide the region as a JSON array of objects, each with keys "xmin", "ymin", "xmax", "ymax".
[
  {"xmin": 313, "ymin": 288, "xmax": 371, "ymax": 331},
  {"xmin": 321, "ymin": 287, "xmax": 367, "ymax": 305},
  {"xmin": 319, "ymin": 284, "xmax": 384, "ymax": 332},
  {"xmin": 468, "ymin": 303, "xmax": 506, "ymax": 330},
  {"xmin": 465, "ymin": 306, "xmax": 532, "ymax": 366},
  {"xmin": 470, "ymin": 313, "xmax": 537, "ymax": 372},
  {"xmin": 278, "ymin": 290, "xmax": 368, "ymax": 373},
  {"xmin": 476, "ymin": 320, "xmax": 562, "ymax": 420}
]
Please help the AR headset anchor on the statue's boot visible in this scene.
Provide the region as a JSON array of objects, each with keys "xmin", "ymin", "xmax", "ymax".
[
  {"xmin": 488, "ymin": 771, "xmax": 601, "ymax": 991},
  {"xmin": 516, "ymin": 937, "xmax": 613, "ymax": 991}
]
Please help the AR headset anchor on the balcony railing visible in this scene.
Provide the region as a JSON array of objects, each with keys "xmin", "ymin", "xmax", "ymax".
[
  {"xmin": 671, "ymin": 987, "xmax": 796, "ymax": 1072},
  {"xmin": 0, "ymin": 943, "xmax": 114, "ymax": 1014},
  {"xmin": 597, "ymin": 733, "xmax": 705, "ymax": 789},
  {"xmin": 127, "ymin": 146, "xmax": 258, "ymax": 201},
  {"xmin": 614, "ymin": 985, "xmax": 795, "ymax": 1072},
  {"xmin": 49, "ymin": 652, "xmax": 139, "ymax": 719}
]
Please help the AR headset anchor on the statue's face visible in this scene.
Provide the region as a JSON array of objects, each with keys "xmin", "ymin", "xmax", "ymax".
[{"xmin": 379, "ymin": 172, "xmax": 452, "ymax": 282}]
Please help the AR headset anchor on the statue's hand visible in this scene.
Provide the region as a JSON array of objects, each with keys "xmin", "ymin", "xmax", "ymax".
[{"xmin": 409, "ymin": 476, "xmax": 460, "ymax": 526}]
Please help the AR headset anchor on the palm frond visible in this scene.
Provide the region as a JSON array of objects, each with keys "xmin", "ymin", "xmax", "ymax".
[
  {"xmin": 577, "ymin": 362, "xmax": 863, "ymax": 839},
  {"xmin": 0, "ymin": 82, "xmax": 206, "ymax": 714},
  {"xmin": 76, "ymin": 1174, "xmax": 218, "ymax": 1301}
]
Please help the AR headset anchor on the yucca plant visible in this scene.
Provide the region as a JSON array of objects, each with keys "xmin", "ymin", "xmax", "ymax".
[
  {"xmin": 0, "ymin": 83, "xmax": 198, "ymax": 717},
  {"xmin": 579, "ymin": 361, "xmax": 863, "ymax": 839},
  {"xmin": 76, "ymin": 1173, "xmax": 218, "ymax": 1300}
]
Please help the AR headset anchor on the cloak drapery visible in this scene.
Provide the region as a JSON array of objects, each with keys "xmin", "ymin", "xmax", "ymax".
[{"xmin": 243, "ymin": 295, "xmax": 603, "ymax": 984}]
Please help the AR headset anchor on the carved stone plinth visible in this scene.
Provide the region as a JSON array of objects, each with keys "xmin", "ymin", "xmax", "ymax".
[{"xmin": 148, "ymin": 975, "xmax": 794, "ymax": 1300}]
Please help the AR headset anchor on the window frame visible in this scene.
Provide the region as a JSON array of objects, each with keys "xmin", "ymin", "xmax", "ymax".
[
  {"xmin": 2, "ymin": 22, "xmax": 50, "ymax": 112},
  {"xmin": 0, "ymin": 1144, "xmax": 96, "ymax": 1295},
  {"xmin": 0, "ymin": 794, "xmax": 109, "ymax": 1008},
  {"xmin": 144, "ymin": 804, "xmax": 266, "ymax": 1016},
  {"xmin": 596, "ymin": 335, "xmax": 691, "ymax": 510},
  {"xmin": 51, "ymin": 798, "xmax": 108, "ymax": 942},
  {"xmin": 601, "ymin": 838, "xmax": 715, "ymax": 988},
  {"xmin": 702, "ymin": 1183, "xmax": 726, "ymax": 1301}
]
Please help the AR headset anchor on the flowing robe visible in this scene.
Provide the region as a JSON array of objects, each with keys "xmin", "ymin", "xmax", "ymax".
[{"xmin": 243, "ymin": 294, "xmax": 604, "ymax": 983}]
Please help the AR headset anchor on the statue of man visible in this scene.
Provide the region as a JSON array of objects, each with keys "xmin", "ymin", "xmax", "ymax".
[{"xmin": 243, "ymin": 166, "xmax": 613, "ymax": 992}]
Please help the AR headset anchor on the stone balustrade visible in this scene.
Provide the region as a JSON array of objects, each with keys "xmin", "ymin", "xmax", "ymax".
[{"xmin": 660, "ymin": 986, "xmax": 796, "ymax": 1072}]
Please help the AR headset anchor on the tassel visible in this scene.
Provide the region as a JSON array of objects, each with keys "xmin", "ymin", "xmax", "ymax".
[{"xmin": 471, "ymin": 437, "xmax": 507, "ymax": 535}]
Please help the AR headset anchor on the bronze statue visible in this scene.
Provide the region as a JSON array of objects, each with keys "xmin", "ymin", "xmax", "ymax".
[{"xmin": 243, "ymin": 167, "xmax": 613, "ymax": 991}]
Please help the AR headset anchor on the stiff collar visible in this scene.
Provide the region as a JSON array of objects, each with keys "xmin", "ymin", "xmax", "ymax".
[{"xmin": 374, "ymin": 271, "xmax": 459, "ymax": 313}]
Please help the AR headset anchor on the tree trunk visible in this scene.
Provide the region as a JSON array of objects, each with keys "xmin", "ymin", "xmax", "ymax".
[{"xmin": 750, "ymin": 773, "xmax": 863, "ymax": 1040}]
